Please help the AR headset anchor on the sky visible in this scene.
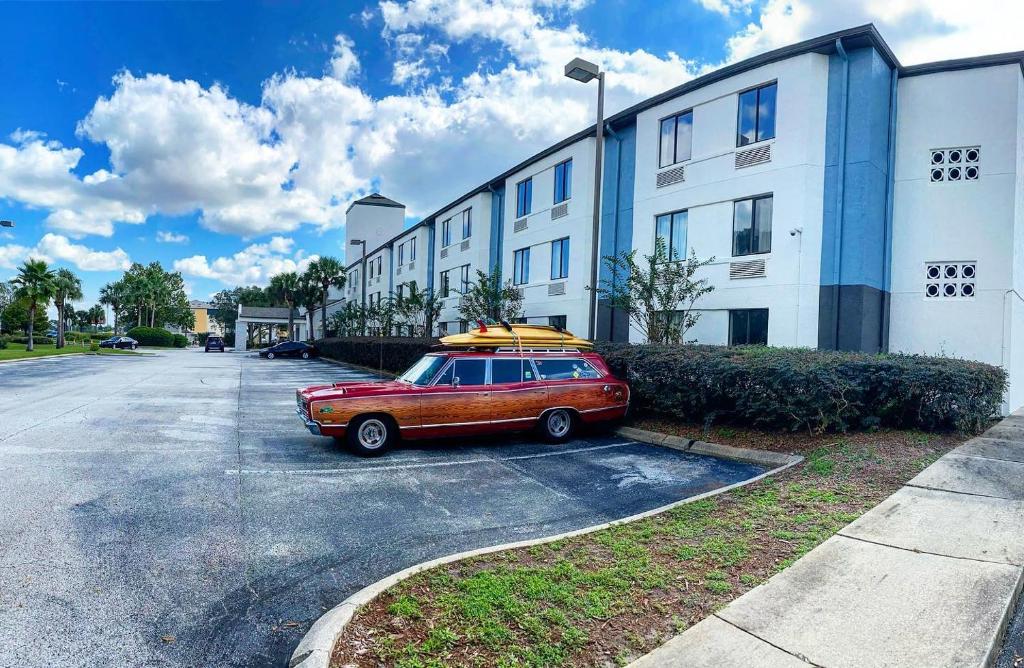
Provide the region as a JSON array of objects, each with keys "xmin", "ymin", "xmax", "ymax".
[{"xmin": 0, "ymin": 0, "xmax": 1021, "ymax": 315}]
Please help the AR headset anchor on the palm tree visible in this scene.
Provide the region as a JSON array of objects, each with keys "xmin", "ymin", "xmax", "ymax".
[
  {"xmin": 11, "ymin": 259, "xmax": 56, "ymax": 351},
  {"xmin": 307, "ymin": 257, "xmax": 346, "ymax": 339},
  {"xmin": 99, "ymin": 280, "xmax": 125, "ymax": 334},
  {"xmin": 269, "ymin": 272, "xmax": 300, "ymax": 340},
  {"xmin": 52, "ymin": 268, "xmax": 83, "ymax": 348},
  {"xmin": 88, "ymin": 304, "xmax": 105, "ymax": 331},
  {"xmin": 296, "ymin": 271, "xmax": 321, "ymax": 341}
]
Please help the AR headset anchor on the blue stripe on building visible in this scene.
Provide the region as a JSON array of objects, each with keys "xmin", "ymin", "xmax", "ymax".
[
  {"xmin": 488, "ymin": 185, "xmax": 505, "ymax": 278},
  {"xmin": 597, "ymin": 121, "xmax": 637, "ymax": 342}
]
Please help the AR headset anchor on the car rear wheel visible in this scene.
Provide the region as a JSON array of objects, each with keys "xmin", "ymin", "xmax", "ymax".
[
  {"xmin": 541, "ymin": 408, "xmax": 574, "ymax": 443},
  {"xmin": 346, "ymin": 415, "xmax": 394, "ymax": 456},
  {"xmin": 267, "ymin": 352, "xmax": 275, "ymax": 359},
  {"xmin": 301, "ymin": 351, "xmax": 310, "ymax": 359}
]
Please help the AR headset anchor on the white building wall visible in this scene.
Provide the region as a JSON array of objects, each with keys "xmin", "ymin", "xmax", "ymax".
[
  {"xmin": 631, "ymin": 52, "xmax": 830, "ymax": 346},
  {"xmin": 502, "ymin": 138, "xmax": 596, "ymax": 334},
  {"xmin": 434, "ymin": 192, "xmax": 493, "ymax": 333},
  {"xmin": 888, "ymin": 64, "xmax": 1023, "ymax": 408},
  {"xmin": 392, "ymin": 225, "xmax": 430, "ymax": 296},
  {"xmin": 365, "ymin": 246, "xmax": 391, "ymax": 306},
  {"xmin": 345, "ymin": 199, "xmax": 404, "ymax": 254}
]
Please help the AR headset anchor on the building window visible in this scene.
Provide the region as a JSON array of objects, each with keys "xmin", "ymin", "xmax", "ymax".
[
  {"xmin": 459, "ymin": 320, "xmax": 470, "ymax": 334},
  {"xmin": 368, "ymin": 260, "xmax": 374, "ymax": 279},
  {"xmin": 396, "ymin": 283, "xmax": 405, "ymax": 301},
  {"xmin": 440, "ymin": 269, "xmax": 451, "ymax": 298},
  {"xmin": 461, "ymin": 208, "xmax": 472, "ymax": 240},
  {"xmin": 737, "ymin": 82, "xmax": 777, "ymax": 147},
  {"xmin": 729, "ymin": 309, "xmax": 769, "ymax": 345},
  {"xmin": 550, "ymin": 237, "xmax": 570, "ymax": 279},
  {"xmin": 442, "ymin": 218, "xmax": 452, "ymax": 247},
  {"xmin": 516, "ymin": 178, "xmax": 532, "ymax": 218},
  {"xmin": 398, "ymin": 242, "xmax": 405, "ymax": 266},
  {"xmin": 549, "ymin": 315, "xmax": 567, "ymax": 329},
  {"xmin": 733, "ymin": 195, "xmax": 772, "ymax": 256},
  {"xmin": 553, "ymin": 159, "xmax": 573, "ymax": 204},
  {"xmin": 655, "ymin": 210, "xmax": 687, "ymax": 261},
  {"xmin": 460, "ymin": 264, "xmax": 471, "ymax": 293},
  {"xmin": 658, "ymin": 111, "xmax": 693, "ymax": 168},
  {"xmin": 409, "ymin": 238, "xmax": 416, "ymax": 261},
  {"xmin": 513, "ymin": 247, "xmax": 530, "ymax": 285},
  {"xmin": 398, "ymin": 239, "xmax": 415, "ymax": 265}
]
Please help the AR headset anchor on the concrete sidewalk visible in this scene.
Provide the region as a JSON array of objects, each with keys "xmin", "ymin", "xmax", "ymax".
[{"xmin": 630, "ymin": 413, "xmax": 1024, "ymax": 668}]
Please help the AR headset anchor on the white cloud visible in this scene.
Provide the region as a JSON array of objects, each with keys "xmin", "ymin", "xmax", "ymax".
[
  {"xmin": 33, "ymin": 233, "xmax": 132, "ymax": 271},
  {"xmin": 173, "ymin": 238, "xmax": 317, "ymax": 286},
  {"xmin": 156, "ymin": 230, "xmax": 189, "ymax": 243},
  {"xmin": 0, "ymin": 244, "xmax": 30, "ymax": 270}
]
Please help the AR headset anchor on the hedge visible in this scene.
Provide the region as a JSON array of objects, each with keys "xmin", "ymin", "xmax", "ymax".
[
  {"xmin": 7, "ymin": 336, "xmax": 55, "ymax": 345},
  {"xmin": 172, "ymin": 334, "xmax": 188, "ymax": 348},
  {"xmin": 126, "ymin": 326, "xmax": 175, "ymax": 347},
  {"xmin": 317, "ymin": 337, "xmax": 436, "ymax": 374},
  {"xmin": 596, "ymin": 343, "xmax": 1006, "ymax": 434}
]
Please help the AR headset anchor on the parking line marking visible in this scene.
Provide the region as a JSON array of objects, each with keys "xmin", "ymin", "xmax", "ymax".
[{"xmin": 224, "ymin": 441, "xmax": 638, "ymax": 476}]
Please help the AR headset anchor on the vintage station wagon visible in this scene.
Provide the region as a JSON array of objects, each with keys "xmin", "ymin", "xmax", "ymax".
[{"xmin": 296, "ymin": 349, "xmax": 630, "ymax": 456}]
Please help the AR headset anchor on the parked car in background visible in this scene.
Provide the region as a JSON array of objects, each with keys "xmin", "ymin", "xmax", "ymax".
[
  {"xmin": 99, "ymin": 336, "xmax": 138, "ymax": 350},
  {"xmin": 296, "ymin": 348, "xmax": 630, "ymax": 456},
  {"xmin": 259, "ymin": 341, "xmax": 318, "ymax": 360},
  {"xmin": 205, "ymin": 335, "xmax": 225, "ymax": 352}
]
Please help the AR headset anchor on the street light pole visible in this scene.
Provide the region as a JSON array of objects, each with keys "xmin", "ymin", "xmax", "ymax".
[
  {"xmin": 564, "ymin": 58, "xmax": 604, "ymax": 341},
  {"xmin": 350, "ymin": 239, "xmax": 367, "ymax": 335}
]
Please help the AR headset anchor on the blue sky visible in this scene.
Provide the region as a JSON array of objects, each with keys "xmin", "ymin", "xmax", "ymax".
[{"xmin": 0, "ymin": 0, "xmax": 1016, "ymax": 315}]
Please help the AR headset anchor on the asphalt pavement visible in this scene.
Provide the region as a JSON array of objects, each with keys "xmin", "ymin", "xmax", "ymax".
[{"xmin": 0, "ymin": 349, "xmax": 764, "ymax": 667}]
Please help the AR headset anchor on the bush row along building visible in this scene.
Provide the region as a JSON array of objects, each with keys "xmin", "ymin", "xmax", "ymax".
[{"xmin": 296, "ymin": 24, "xmax": 1024, "ymax": 411}]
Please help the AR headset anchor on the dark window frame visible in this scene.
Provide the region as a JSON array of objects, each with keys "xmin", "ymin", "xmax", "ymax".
[
  {"xmin": 441, "ymin": 218, "xmax": 452, "ymax": 247},
  {"xmin": 736, "ymin": 81, "xmax": 778, "ymax": 147},
  {"xmin": 513, "ymin": 247, "xmax": 531, "ymax": 285},
  {"xmin": 440, "ymin": 269, "xmax": 451, "ymax": 298},
  {"xmin": 657, "ymin": 109, "xmax": 694, "ymax": 169},
  {"xmin": 461, "ymin": 208, "xmax": 472, "ymax": 240},
  {"xmin": 553, "ymin": 158, "xmax": 573, "ymax": 204},
  {"xmin": 654, "ymin": 209, "xmax": 687, "ymax": 262},
  {"xmin": 459, "ymin": 264, "xmax": 471, "ymax": 293},
  {"xmin": 516, "ymin": 177, "xmax": 533, "ymax": 218},
  {"xmin": 732, "ymin": 194, "xmax": 773, "ymax": 257},
  {"xmin": 728, "ymin": 308, "xmax": 769, "ymax": 346},
  {"xmin": 550, "ymin": 237, "xmax": 570, "ymax": 279}
]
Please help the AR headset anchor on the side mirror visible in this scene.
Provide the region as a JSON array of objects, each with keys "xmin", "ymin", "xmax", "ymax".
[{"xmin": 452, "ymin": 376, "xmax": 460, "ymax": 388}]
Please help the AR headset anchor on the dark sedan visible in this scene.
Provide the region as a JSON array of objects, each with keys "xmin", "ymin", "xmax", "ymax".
[
  {"xmin": 99, "ymin": 336, "xmax": 138, "ymax": 350},
  {"xmin": 258, "ymin": 341, "xmax": 318, "ymax": 360}
]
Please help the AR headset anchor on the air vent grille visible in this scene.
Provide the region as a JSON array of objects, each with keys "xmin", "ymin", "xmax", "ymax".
[
  {"xmin": 735, "ymin": 144, "xmax": 772, "ymax": 169},
  {"xmin": 729, "ymin": 258, "xmax": 766, "ymax": 279},
  {"xmin": 513, "ymin": 218, "xmax": 528, "ymax": 233},
  {"xmin": 551, "ymin": 203, "xmax": 569, "ymax": 219},
  {"xmin": 548, "ymin": 282, "xmax": 566, "ymax": 296},
  {"xmin": 440, "ymin": 247, "xmax": 449, "ymax": 259},
  {"xmin": 395, "ymin": 266, "xmax": 402, "ymax": 275},
  {"xmin": 407, "ymin": 261, "xmax": 415, "ymax": 271},
  {"xmin": 460, "ymin": 240, "xmax": 470, "ymax": 251},
  {"xmin": 656, "ymin": 165, "xmax": 686, "ymax": 187}
]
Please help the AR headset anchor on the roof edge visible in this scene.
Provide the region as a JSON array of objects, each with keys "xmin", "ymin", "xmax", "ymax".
[{"xmin": 900, "ymin": 51, "xmax": 1024, "ymax": 78}]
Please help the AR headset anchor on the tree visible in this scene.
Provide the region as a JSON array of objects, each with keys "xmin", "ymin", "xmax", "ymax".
[
  {"xmin": 2, "ymin": 297, "xmax": 50, "ymax": 336},
  {"xmin": 74, "ymin": 309, "xmax": 90, "ymax": 331},
  {"xmin": 0, "ymin": 281, "xmax": 12, "ymax": 335},
  {"xmin": 296, "ymin": 273, "xmax": 321, "ymax": 341},
  {"xmin": 307, "ymin": 257, "xmax": 346, "ymax": 338},
  {"xmin": 268, "ymin": 272, "xmax": 300, "ymax": 340},
  {"xmin": 396, "ymin": 281, "xmax": 442, "ymax": 337},
  {"xmin": 210, "ymin": 285, "xmax": 274, "ymax": 337},
  {"xmin": 10, "ymin": 259, "xmax": 56, "ymax": 351},
  {"xmin": 590, "ymin": 238, "xmax": 715, "ymax": 344},
  {"xmin": 52, "ymin": 268, "xmax": 83, "ymax": 348},
  {"xmin": 329, "ymin": 302, "xmax": 364, "ymax": 337},
  {"xmin": 366, "ymin": 297, "xmax": 397, "ymax": 336},
  {"xmin": 457, "ymin": 266, "xmax": 524, "ymax": 324},
  {"xmin": 99, "ymin": 280, "xmax": 127, "ymax": 334},
  {"xmin": 88, "ymin": 304, "xmax": 105, "ymax": 331},
  {"xmin": 118, "ymin": 262, "xmax": 193, "ymax": 330}
]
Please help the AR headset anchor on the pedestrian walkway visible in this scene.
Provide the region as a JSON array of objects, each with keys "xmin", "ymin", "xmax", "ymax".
[{"xmin": 630, "ymin": 412, "xmax": 1024, "ymax": 668}]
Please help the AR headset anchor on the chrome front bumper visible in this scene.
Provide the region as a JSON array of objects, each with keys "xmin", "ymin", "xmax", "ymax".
[{"xmin": 295, "ymin": 407, "xmax": 322, "ymax": 435}]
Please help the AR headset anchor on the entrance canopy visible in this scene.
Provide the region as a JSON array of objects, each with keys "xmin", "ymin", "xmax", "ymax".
[{"xmin": 234, "ymin": 305, "xmax": 303, "ymax": 351}]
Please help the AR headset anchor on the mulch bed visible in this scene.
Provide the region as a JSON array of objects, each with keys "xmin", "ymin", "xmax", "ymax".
[{"xmin": 330, "ymin": 418, "xmax": 967, "ymax": 668}]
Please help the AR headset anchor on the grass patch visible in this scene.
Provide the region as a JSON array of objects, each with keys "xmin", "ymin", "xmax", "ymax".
[
  {"xmin": 0, "ymin": 342, "xmax": 140, "ymax": 362},
  {"xmin": 332, "ymin": 421, "xmax": 964, "ymax": 668}
]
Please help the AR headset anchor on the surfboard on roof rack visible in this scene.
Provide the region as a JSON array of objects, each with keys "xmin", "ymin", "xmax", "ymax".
[{"xmin": 438, "ymin": 321, "xmax": 593, "ymax": 350}]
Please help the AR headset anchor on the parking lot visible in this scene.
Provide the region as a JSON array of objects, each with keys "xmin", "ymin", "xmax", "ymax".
[{"xmin": 0, "ymin": 349, "xmax": 765, "ymax": 667}]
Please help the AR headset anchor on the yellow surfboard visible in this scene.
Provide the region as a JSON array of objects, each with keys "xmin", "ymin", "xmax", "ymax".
[{"xmin": 439, "ymin": 324, "xmax": 593, "ymax": 350}]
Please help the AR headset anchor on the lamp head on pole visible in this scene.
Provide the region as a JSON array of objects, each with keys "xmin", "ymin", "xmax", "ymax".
[
  {"xmin": 0, "ymin": 220, "xmax": 14, "ymax": 228},
  {"xmin": 564, "ymin": 57, "xmax": 600, "ymax": 83},
  {"xmin": 350, "ymin": 239, "xmax": 364, "ymax": 246}
]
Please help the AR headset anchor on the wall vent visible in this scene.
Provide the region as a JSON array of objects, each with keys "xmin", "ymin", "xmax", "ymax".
[
  {"xmin": 395, "ymin": 266, "xmax": 402, "ymax": 275},
  {"xmin": 735, "ymin": 144, "xmax": 772, "ymax": 169},
  {"xmin": 548, "ymin": 281, "xmax": 566, "ymax": 296},
  {"xmin": 513, "ymin": 218, "xmax": 528, "ymax": 233},
  {"xmin": 551, "ymin": 203, "xmax": 569, "ymax": 219},
  {"xmin": 408, "ymin": 261, "xmax": 415, "ymax": 271},
  {"xmin": 460, "ymin": 240, "xmax": 470, "ymax": 252},
  {"xmin": 729, "ymin": 258, "xmax": 766, "ymax": 279},
  {"xmin": 929, "ymin": 146, "xmax": 980, "ymax": 182},
  {"xmin": 925, "ymin": 261, "xmax": 975, "ymax": 299},
  {"xmin": 440, "ymin": 247, "xmax": 449, "ymax": 259},
  {"xmin": 656, "ymin": 165, "xmax": 686, "ymax": 187}
]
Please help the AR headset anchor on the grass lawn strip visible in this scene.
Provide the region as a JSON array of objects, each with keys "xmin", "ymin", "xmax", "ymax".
[
  {"xmin": 0, "ymin": 343, "xmax": 140, "ymax": 362},
  {"xmin": 331, "ymin": 420, "xmax": 965, "ymax": 668}
]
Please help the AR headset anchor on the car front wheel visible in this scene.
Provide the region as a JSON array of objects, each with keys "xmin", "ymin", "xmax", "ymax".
[
  {"xmin": 541, "ymin": 408, "xmax": 574, "ymax": 443},
  {"xmin": 346, "ymin": 415, "xmax": 394, "ymax": 456},
  {"xmin": 301, "ymin": 351, "xmax": 310, "ymax": 359},
  {"xmin": 267, "ymin": 352, "xmax": 275, "ymax": 359}
]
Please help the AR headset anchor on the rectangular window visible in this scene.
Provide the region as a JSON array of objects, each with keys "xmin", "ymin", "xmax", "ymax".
[
  {"xmin": 442, "ymin": 218, "xmax": 452, "ymax": 246},
  {"xmin": 461, "ymin": 208, "xmax": 472, "ymax": 239},
  {"xmin": 654, "ymin": 210, "xmax": 687, "ymax": 261},
  {"xmin": 737, "ymin": 82, "xmax": 777, "ymax": 147},
  {"xmin": 548, "ymin": 315, "xmax": 567, "ymax": 329},
  {"xmin": 732, "ymin": 195, "xmax": 773, "ymax": 256},
  {"xmin": 553, "ymin": 159, "xmax": 572, "ymax": 203},
  {"xmin": 534, "ymin": 358, "xmax": 601, "ymax": 381},
  {"xmin": 410, "ymin": 238, "xmax": 416, "ymax": 261},
  {"xmin": 396, "ymin": 283, "xmax": 404, "ymax": 301},
  {"xmin": 516, "ymin": 178, "xmax": 532, "ymax": 218},
  {"xmin": 368, "ymin": 260, "xmax": 374, "ymax": 279},
  {"xmin": 398, "ymin": 242, "xmax": 405, "ymax": 266},
  {"xmin": 459, "ymin": 264, "xmax": 471, "ymax": 293},
  {"xmin": 658, "ymin": 111, "xmax": 693, "ymax": 168},
  {"xmin": 729, "ymin": 308, "xmax": 769, "ymax": 345},
  {"xmin": 491, "ymin": 358, "xmax": 531, "ymax": 384},
  {"xmin": 513, "ymin": 247, "xmax": 530, "ymax": 285},
  {"xmin": 440, "ymin": 270, "xmax": 451, "ymax": 298},
  {"xmin": 459, "ymin": 320, "xmax": 470, "ymax": 334},
  {"xmin": 550, "ymin": 237, "xmax": 570, "ymax": 279}
]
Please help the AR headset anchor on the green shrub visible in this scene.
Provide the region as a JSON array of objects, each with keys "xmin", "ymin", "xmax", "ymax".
[
  {"xmin": 223, "ymin": 332, "xmax": 235, "ymax": 346},
  {"xmin": 317, "ymin": 337, "xmax": 436, "ymax": 374},
  {"xmin": 172, "ymin": 334, "xmax": 188, "ymax": 348},
  {"xmin": 89, "ymin": 342, "xmax": 100, "ymax": 352},
  {"xmin": 198, "ymin": 332, "xmax": 209, "ymax": 345},
  {"xmin": 126, "ymin": 326, "xmax": 175, "ymax": 347},
  {"xmin": 8, "ymin": 336, "xmax": 54, "ymax": 345},
  {"xmin": 0, "ymin": 336, "xmax": 7, "ymax": 350},
  {"xmin": 596, "ymin": 343, "xmax": 1006, "ymax": 433}
]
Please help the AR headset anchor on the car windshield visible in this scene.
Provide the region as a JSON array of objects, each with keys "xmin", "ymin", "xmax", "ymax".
[{"xmin": 398, "ymin": 355, "xmax": 448, "ymax": 386}]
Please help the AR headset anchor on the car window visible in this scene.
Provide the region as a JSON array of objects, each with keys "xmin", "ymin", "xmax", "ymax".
[
  {"xmin": 491, "ymin": 359, "xmax": 534, "ymax": 384},
  {"xmin": 434, "ymin": 363, "xmax": 454, "ymax": 386},
  {"xmin": 400, "ymin": 355, "xmax": 448, "ymax": 386},
  {"xmin": 453, "ymin": 358, "xmax": 487, "ymax": 386},
  {"xmin": 533, "ymin": 358, "xmax": 601, "ymax": 381}
]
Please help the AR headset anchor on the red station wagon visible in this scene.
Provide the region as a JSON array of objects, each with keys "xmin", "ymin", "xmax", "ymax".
[{"xmin": 296, "ymin": 349, "xmax": 630, "ymax": 456}]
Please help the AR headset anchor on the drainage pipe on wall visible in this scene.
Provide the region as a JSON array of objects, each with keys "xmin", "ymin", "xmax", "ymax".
[
  {"xmin": 880, "ymin": 66, "xmax": 898, "ymax": 352},
  {"xmin": 831, "ymin": 38, "xmax": 849, "ymax": 350},
  {"xmin": 603, "ymin": 121, "xmax": 623, "ymax": 341}
]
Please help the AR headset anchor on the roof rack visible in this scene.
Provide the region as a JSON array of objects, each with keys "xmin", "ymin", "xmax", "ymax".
[{"xmin": 491, "ymin": 346, "xmax": 583, "ymax": 353}]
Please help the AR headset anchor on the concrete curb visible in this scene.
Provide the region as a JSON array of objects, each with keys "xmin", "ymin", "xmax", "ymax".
[{"xmin": 288, "ymin": 435, "xmax": 803, "ymax": 668}]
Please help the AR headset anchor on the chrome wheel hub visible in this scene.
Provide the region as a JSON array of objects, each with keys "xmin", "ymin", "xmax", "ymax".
[
  {"xmin": 548, "ymin": 411, "xmax": 570, "ymax": 437},
  {"xmin": 358, "ymin": 419, "xmax": 387, "ymax": 449}
]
